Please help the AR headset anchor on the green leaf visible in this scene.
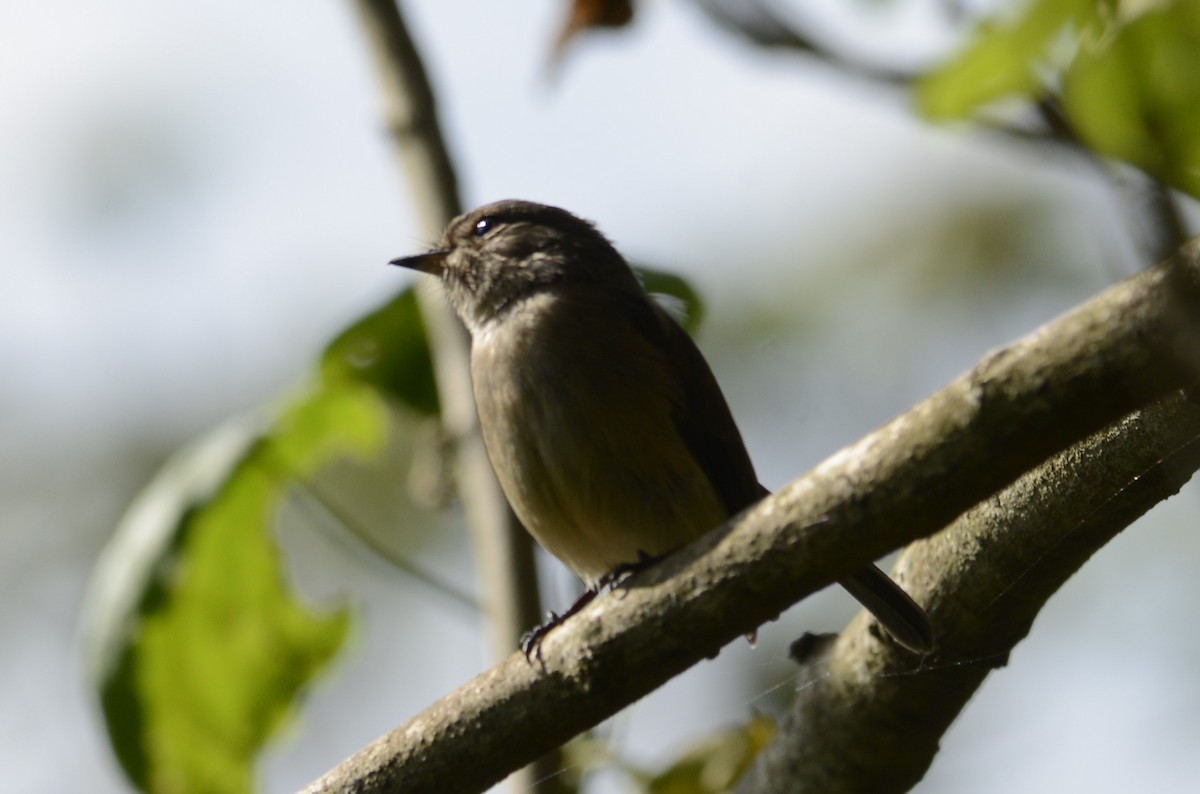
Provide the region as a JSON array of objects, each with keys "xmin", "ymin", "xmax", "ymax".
[
  {"xmin": 322, "ymin": 287, "xmax": 439, "ymax": 416},
  {"xmin": 84, "ymin": 384, "xmax": 386, "ymax": 794},
  {"xmin": 635, "ymin": 265, "xmax": 706, "ymax": 333},
  {"xmin": 916, "ymin": 0, "xmax": 1110, "ymax": 119},
  {"xmin": 646, "ymin": 714, "xmax": 776, "ymax": 794},
  {"xmin": 1063, "ymin": 0, "xmax": 1200, "ymax": 199}
]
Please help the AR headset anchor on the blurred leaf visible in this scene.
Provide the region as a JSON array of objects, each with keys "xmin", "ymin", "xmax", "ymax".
[
  {"xmin": 646, "ymin": 713, "xmax": 777, "ymax": 794},
  {"xmin": 916, "ymin": 0, "xmax": 1110, "ymax": 119},
  {"xmin": 556, "ymin": 735, "xmax": 620, "ymax": 792},
  {"xmin": 917, "ymin": 0, "xmax": 1198, "ymax": 198},
  {"xmin": 1063, "ymin": 1, "xmax": 1200, "ymax": 199},
  {"xmin": 553, "ymin": 0, "xmax": 634, "ymax": 59},
  {"xmin": 635, "ymin": 265, "xmax": 707, "ymax": 333},
  {"xmin": 322, "ymin": 287, "xmax": 439, "ymax": 416},
  {"xmin": 84, "ymin": 384, "xmax": 387, "ymax": 793},
  {"xmin": 557, "ymin": 715, "xmax": 774, "ymax": 793}
]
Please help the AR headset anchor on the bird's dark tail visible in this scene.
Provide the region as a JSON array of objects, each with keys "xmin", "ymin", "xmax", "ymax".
[
  {"xmin": 749, "ymin": 484, "xmax": 933, "ymax": 653},
  {"xmin": 839, "ymin": 564, "xmax": 935, "ymax": 654}
]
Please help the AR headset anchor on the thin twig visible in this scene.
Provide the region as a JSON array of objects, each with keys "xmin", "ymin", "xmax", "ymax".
[
  {"xmin": 689, "ymin": 0, "xmax": 1194, "ymax": 269},
  {"xmin": 347, "ymin": 1, "xmax": 553, "ymax": 790},
  {"xmin": 348, "ymin": 0, "xmax": 542, "ymax": 659}
]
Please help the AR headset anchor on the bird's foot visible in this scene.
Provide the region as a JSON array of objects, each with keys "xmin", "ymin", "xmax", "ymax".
[
  {"xmin": 600, "ymin": 550, "xmax": 664, "ymax": 589},
  {"xmin": 519, "ymin": 586, "xmax": 600, "ymax": 663}
]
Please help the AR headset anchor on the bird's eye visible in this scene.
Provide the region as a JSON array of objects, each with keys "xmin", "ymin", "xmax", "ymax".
[{"xmin": 473, "ymin": 218, "xmax": 494, "ymax": 237}]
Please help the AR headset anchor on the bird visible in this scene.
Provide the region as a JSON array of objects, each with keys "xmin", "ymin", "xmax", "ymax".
[{"xmin": 391, "ymin": 199, "xmax": 933, "ymax": 656}]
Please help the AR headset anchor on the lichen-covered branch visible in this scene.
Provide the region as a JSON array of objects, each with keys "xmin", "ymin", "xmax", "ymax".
[{"xmin": 738, "ymin": 389, "xmax": 1200, "ymax": 794}]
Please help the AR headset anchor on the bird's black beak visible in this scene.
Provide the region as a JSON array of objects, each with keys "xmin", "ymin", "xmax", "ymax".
[{"xmin": 389, "ymin": 249, "xmax": 449, "ymax": 276}]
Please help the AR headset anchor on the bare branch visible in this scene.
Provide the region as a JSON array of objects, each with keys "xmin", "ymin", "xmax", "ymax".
[
  {"xmin": 348, "ymin": 2, "xmax": 552, "ymax": 790},
  {"xmin": 689, "ymin": 0, "xmax": 915, "ymax": 84},
  {"xmin": 301, "ymin": 239, "xmax": 1200, "ymax": 794},
  {"xmin": 348, "ymin": 0, "xmax": 542, "ymax": 658},
  {"xmin": 351, "ymin": 0, "xmax": 460, "ymax": 230},
  {"xmin": 739, "ymin": 389, "xmax": 1200, "ymax": 793}
]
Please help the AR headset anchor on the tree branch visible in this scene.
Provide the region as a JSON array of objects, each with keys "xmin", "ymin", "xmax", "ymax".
[
  {"xmin": 349, "ymin": 3, "xmax": 554, "ymax": 790},
  {"xmin": 689, "ymin": 0, "xmax": 915, "ymax": 85},
  {"xmin": 300, "ymin": 239, "xmax": 1200, "ymax": 793},
  {"xmin": 348, "ymin": 0, "xmax": 543, "ymax": 659},
  {"xmin": 738, "ymin": 388, "xmax": 1200, "ymax": 793}
]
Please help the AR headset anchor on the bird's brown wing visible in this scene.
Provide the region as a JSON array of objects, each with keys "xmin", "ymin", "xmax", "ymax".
[
  {"xmin": 636, "ymin": 299, "xmax": 766, "ymax": 515},
  {"xmin": 637, "ymin": 298, "xmax": 934, "ymax": 653}
]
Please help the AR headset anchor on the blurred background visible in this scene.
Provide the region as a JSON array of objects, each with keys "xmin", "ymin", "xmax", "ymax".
[{"xmin": 4, "ymin": 0, "xmax": 1199, "ymax": 792}]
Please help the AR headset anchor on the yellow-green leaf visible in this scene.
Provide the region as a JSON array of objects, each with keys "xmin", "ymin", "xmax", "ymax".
[
  {"xmin": 647, "ymin": 714, "xmax": 777, "ymax": 794},
  {"xmin": 1063, "ymin": 0, "xmax": 1200, "ymax": 198},
  {"xmin": 916, "ymin": 0, "xmax": 1111, "ymax": 119}
]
